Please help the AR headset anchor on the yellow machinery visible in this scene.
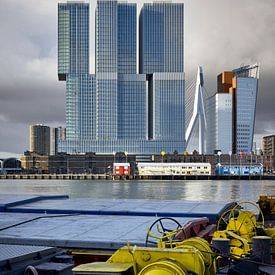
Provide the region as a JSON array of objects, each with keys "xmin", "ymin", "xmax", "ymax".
[
  {"xmin": 73, "ymin": 244, "xmax": 213, "ymax": 275},
  {"xmin": 72, "ymin": 199, "xmax": 275, "ymax": 274},
  {"xmin": 73, "ymin": 223, "xmax": 216, "ymax": 275},
  {"xmin": 213, "ymin": 201, "xmax": 273, "ymax": 257}
]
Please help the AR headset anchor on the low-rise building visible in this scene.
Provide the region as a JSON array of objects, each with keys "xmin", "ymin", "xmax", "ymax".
[
  {"xmin": 20, "ymin": 151, "xmax": 273, "ymax": 175},
  {"xmin": 21, "ymin": 152, "xmax": 49, "ymax": 173},
  {"xmin": 21, "ymin": 152, "xmax": 135, "ymax": 174}
]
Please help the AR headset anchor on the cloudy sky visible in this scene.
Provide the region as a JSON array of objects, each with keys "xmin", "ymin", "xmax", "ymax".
[{"xmin": 0, "ymin": 0, "xmax": 274, "ymax": 155}]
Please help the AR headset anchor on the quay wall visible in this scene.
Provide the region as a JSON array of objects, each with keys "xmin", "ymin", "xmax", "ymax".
[{"xmin": 0, "ymin": 174, "xmax": 274, "ymax": 180}]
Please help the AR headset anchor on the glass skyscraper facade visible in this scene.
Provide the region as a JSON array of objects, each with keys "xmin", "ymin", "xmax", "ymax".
[
  {"xmin": 66, "ymin": 74, "xmax": 96, "ymax": 141},
  {"xmin": 58, "ymin": 2, "xmax": 89, "ymax": 80},
  {"xmin": 96, "ymin": 0, "xmax": 117, "ymax": 73},
  {"xmin": 139, "ymin": 3, "xmax": 185, "ymax": 143},
  {"xmin": 235, "ymin": 77, "xmax": 258, "ymax": 154},
  {"xmin": 58, "ymin": 0, "xmax": 185, "ymax": 154},
  {"xmin": 118, "ymin": 3, "xmax": 137, "ymax": 74},
  {"xmin": 117, "ymin": 74, "xmax": 148, "ymax": 140},
  {"xmin": 139, "ymin": 2, "xmax": 184, "ymax": 74},
  {"xmin": 206, "ymin": 93, "xmax": 233, "ymax": 154},
  {"xmin": 233, "ymin": 65, "xmax": 259, "ymax": 154},
  {"xmin": 152, "ymin": 73, "xmax": 185, "ymax": 141}
]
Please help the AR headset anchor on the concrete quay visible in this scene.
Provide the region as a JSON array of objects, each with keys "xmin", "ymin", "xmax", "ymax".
[{"xmin": 0, "ymin": 173, "xmax": 274, "ymax": 180}]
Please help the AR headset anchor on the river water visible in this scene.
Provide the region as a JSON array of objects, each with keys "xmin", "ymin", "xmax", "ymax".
[{"xmin": 0, "ymin": 179, "xmax": 274, "ymax": 202}]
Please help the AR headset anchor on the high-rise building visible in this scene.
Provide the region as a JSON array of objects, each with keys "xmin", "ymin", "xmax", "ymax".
[
  {"xmin": 206, "ymin": 65, "xmax": 259, "ymax": 154},
  {"xmin": 206, "ymin": 93, "xmax": 232, "ymax": 154},
  {"xmin": 233, "ymin": 65, "xmax": 259, "ymax": 154},
  {"xmin": 30, "ymin": 125, "xmax": 50, "ymax": 155},
  {"xmin": 58, "ymin": 1, "xmax": 92, "ymax": 145},
  {"xmin": 58, "ymin": 0, "xmax": 185, "ymax": 154},
  {"xmin": 50, "ymin": 127, "xmax": 66, "ymax": 155},
  {"xmin": 263, "ymin": 135, "xmax": 275, "ymax": 156},
  {"xmin": 139, "ymin": 3, "xmax": 185, "ymax": 142},
  {"xmin": 30, "ymin": 125, "xmax": 66, "ymax": 156}
]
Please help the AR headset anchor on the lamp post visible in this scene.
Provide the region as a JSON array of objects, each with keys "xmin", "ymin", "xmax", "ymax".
[
  {"xmin": 217, "ymin": 151, "xmax": 222, "ymax": 175},
  {"xmin": 112, "ymin": 151, "xmax": 116, "ymax": 176},
  {"xmin": 112, "ymin": 151, "xmax": 116, "ymax": 164},
  {"xmin": 239, "ymin": 151, "xmax": 243, "ymax": 176},
  {"xmin": 229, "ymin": 151, "xmax": 232, "ymax": 175},
  {"xmin": 250, "ymin": 151, "xmax": 253, "ymax": 175},
  {"xmin": 125, "ymin": 151, "xmax": 128, "ymax": 163},
  {"xmin": 161, "ymin": 151, "xmax": 165, "ymax": 162}
]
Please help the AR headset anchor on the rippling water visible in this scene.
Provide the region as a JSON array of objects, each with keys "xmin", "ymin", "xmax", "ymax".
[{"xmin": 0, "ymin": 179, "xmax": 274, "ymax": 202}]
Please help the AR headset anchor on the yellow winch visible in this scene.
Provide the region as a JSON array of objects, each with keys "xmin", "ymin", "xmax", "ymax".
[{"xmin": 213, "ymin": 202, "xmax": 265, "ymax": 257}]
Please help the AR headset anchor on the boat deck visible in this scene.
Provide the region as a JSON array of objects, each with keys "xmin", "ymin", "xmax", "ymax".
[
  {"xmin": 0, "ymin": 195, "xmax": 235, "ymax": 223},
  {"xmin": 0, "ymin": 212, "xmax": 206, "ymax": 249},
  {"xmin": 0, "ymin": 194, "xmax": 235, "ymax": 250}
]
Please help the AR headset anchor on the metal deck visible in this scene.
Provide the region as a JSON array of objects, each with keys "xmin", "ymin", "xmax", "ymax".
[
  {"xmin": 0, "ymin": 212, "xmax": 205, "ymax": 249},
  {"xmin": 0, "ymin": 195, "xmax": 235, "ymax": 223},
  {"xmin": 0, "ymin": 194, "xmax": 68, "ymax": 211},
  {"xmin": 0, "ymin": 194, "xmax": 235, "ymax": 250},
  {"xmin": 0, "ymin": 243, "xmax": 61, "ymax": 275},
  {"xmin": 0, "ymin": 244, "xmax": 57, "ymax": 262}
]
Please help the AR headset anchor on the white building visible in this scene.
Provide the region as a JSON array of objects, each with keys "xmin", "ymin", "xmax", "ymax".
[
  {"xmin": 137, "ymin": 162, "xmax": 211, "ymax": 176},
  {"xmin": 206, "ymin": 93, "xmax": 232, "ymax": 154}
]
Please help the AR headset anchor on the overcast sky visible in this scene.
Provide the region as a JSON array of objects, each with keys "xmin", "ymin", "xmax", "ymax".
[{"xmin": 0, "ymin": 0, "xmax": 274, "ymax": 155}]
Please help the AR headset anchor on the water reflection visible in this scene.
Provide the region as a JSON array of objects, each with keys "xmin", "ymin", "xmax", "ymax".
[{"xmin": 0, "ymin": 179, "xmax": 274, "ymax": 202}]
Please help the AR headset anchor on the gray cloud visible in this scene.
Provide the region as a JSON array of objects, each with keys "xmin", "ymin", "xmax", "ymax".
[
  {"xmin": 0, "ymin": 0, "xmax": 64, "ymax": 153},
  {"xmin": 0, "ymin": 0, "xmax": 275, "ymax": 153}
]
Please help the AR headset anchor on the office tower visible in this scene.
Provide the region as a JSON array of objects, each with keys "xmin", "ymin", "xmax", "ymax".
[
  {"xmin": 233, "ymin": 65, "xmax": 259, "ymax": 154},
  {"xmin": 139, "ymin": 2, "xmax": 185, "ymax": 142},
  {"xmin": 263, "ymin": 135, "xmax": 275, "ymax": 156},
  {"xmin": 206, "ymin": 65, "xmax": 259, "ymax": 154},
  {"xmin": 206, "ymin": 93, "xmax": 232, "ymax": 154},
  {"xmin": 95, "ymin": 1, "xmax": 138, "ymax": 140},
  {"xmin": 50, "ymin": 127, "xmax": 66, "ymax": 155},
  {"xmin": 58, "ymin": 0, "xmax": 185, "ymax": 154},
  {"xmin": 58, "ymin": 2, "xmax": 89, "ymax": 81},
  {"xmin": 57, "ymin": 126, "xmax": 66, "ymax": 141},
  {"xmin": 50, "ymin": 128, "xmax": 57, "ymax": 156},
  {"xmin": 30, "ymin": 125, "xmax": 50, "ymax": 155},
  {"xmin": 58, "ymin": 2, "xmax": 95, "ymax": 143}
]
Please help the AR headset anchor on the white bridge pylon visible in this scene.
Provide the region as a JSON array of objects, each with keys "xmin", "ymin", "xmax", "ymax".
[{"xmin": 185, "ymin": 66, "xmax": 207, "ymax": 154}]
